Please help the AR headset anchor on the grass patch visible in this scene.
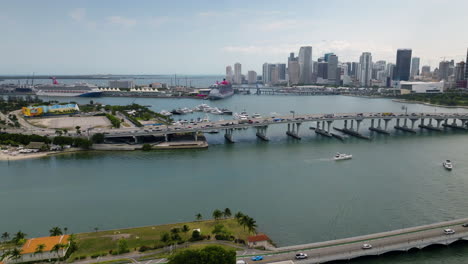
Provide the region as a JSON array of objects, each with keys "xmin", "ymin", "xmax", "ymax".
[{"xmin": 70, "ymin": 219, "xmax": 250, "ymax": 260}]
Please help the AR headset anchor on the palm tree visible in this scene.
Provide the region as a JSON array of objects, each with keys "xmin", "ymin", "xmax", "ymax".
[
  {"xmin": 212, "ymin": 209, "xmax": 223, "ymax": 220},
  {"xmin": 35, "ymin": 243, "xmax": 46, "ymax": 258},
  {"xmin": 64, "ymin": 227, "xmax": 68, "ymax": 234},
  {"xmin": 51, "ymin": 243, "xmax": 63, "ymax": 258},
  {"xmin": 195, "ymin": 213, "xmax": 202, "ymax": 221},
  {"xmin": 223, "ymin": 208, "xmax": 232, "ymax": 218},
  {"xmin": 12, "ymin": 231, "xmax": 26, "ymax": 245},
  {"xmin": 234, "ymin": 212, "xmax": 244, "ymax": 222},
  {"xmin": 246, "ymin": 217, "xmax": 258, "ymax": 234},
  {"xmin": 63, "ymin": 129, "xmax": 69, "ymax": 136},
  {"xmin": 75, "ymin": 126, "xmax": 81, "ymax": 135},
  {"xmin": 10, "ymin": 248, "xmax": 22, "ymax": 261},
  {"xmin": 1, "ymin": 232, "xmax": 9, "ymax": 242},
  {"xmin": 94, "ymin": 227, "xmax": 99, "ymax": 233},
  {"xmin": 182, "ymin": 225, "xmax": 190, "ymax": 234},
  {"xmin": 49, "ymin": 227, "xmax": 63, "ymax": 236}
]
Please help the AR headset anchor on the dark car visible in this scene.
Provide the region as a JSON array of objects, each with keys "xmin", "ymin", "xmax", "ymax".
[{"xmin": 463, "ymin": 223, "xmax": 468, "ymax": 227}]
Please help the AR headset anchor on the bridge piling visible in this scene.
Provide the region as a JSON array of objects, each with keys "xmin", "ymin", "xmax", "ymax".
[
  {"xmin": 395, "ymin": 118, "xmax": 417, "ymax": 133},
  {"xmin": 255, "ymin": 126, "xmax": 269, "ymax": 141},
  {"xmin": 286, "ymin": 123, "xmax": 301, "ymax": 139},
  {"xmin": 419, "ymin": 118, "xmax": 443, "ymax": 131},
  {"xmin": 369, "ymin": 118, "xmax": 390, "ymax": 134},
  {"xmin": 224, "ymin": 129, "xmax": 234, "ymax": 143}
]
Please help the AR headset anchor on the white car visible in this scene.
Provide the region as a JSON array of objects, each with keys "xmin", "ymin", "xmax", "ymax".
[
  {"xmin": 295, "ymin": 253, "xmax": 308, "ymax": 259},
  {"xmin": 236, "ymin": 260, "xmax": 247, "ymax": 264},
  {"xmin": 444, "ymin": 228, "xmax": 455, "ymax": 235},
  {"xmin": 361, "ymin": 243, "xmax": 372, "ymax": 249}
]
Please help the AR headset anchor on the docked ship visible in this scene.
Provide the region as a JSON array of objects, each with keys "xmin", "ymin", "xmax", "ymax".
[
  {"xmin": 208, "ymin": 79, "xmax": 233, "ymax": 100},
  {"xmin": 34, "ymin": 77, "xmax": 102, "ymax": 97}
]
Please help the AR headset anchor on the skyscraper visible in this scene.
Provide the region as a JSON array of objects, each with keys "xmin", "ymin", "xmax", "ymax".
[
  {"xmin": 438, "ymin": 61, "xmax": 451, "ymax": 81},
  {"xmin": 421, "ymin": 65, "xmax": 431, "ymax": 77},
  {"xmin": 234, "ymin": 63, "xmax": 242, "ymax": 84},
  {"xmin": 410, "ymin": 57, "xmax": 420, "ymax": 79},
  {"xmin": 465, "ymin": 48, "xmax": 468, "ymax": 88},
  {"xmin": 317, "ymin": 62, "xmax": 328, "ymax": 79},
  {"xmin": 324, "ymin": 53, "xmax": 334, "ymax": 62},
  {"xmin": 226, "ymin": 65, "xmax": 233, "ymax": 82},
  {"xmin": 277, "ymin": 63, "xmax": 286, "ymax": 80},
  {"xmin": 327, "ymin": 54, "xmax": 339, "ymax": 85},
  {"xmin": 359, "ymin": 52, "xmax": 372, "ymax": 87},
  {"xmin": 247, "ymin": 71, "xmax": 257, "ymax": 84},
  {"xmin": 298, "ymin": 46, "xmax": 313, "ymax": 84},
  {"xmin": 393, "ymin": 49, "xmax": 412, "ymax": 81},
  {"xmin": 270, "ymin": 64, "xmax": 279, "ymax": 84},
  {"xmin": 288, "ymin": 53, "xmax": 300, "ymax": 85},
  {"xmin": 455, "ymin": 62, "xmax": 465, "ymax": 81},
  {"xmin": 262, "ymin": 63, "xmax": 270, "ymax": 84}
]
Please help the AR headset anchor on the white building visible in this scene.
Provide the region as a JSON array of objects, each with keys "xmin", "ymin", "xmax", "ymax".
[
  {"xmin": 108, "ymin": 80, "xmax": 134, "ymax": 89},
  {"xmin": 247, "ymin": 71, "xmax": 257, "ymax": 84},
  {"xmin": 234, "ymin": 63, "xmax": 242, "ymax": 84},
  {"xmin": 5, "ymin": 235, "xmax": 70, "ymax": 264},
  {"xmin": 400, "ymin": 81, "xmax": 444, "ymax": 94},
  {"xmin": 298, "ymin": 46, "xmax": 313, "ymax": 84},
  {"xmin": 226, "ymin": 65, "xmax": 233, "ymax": 82},
  {"xmin": 359, "ymin": 52, "xmax": 372, "ymax": 87}
]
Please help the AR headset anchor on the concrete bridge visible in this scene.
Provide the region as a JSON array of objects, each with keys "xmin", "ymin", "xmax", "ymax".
[
  {"xmin": 99, "ymin": 112, "xmax": 468, "ymax": 143},
  {"xmin": 236, "ymin": 217, "xmax": 468, "ymax": 263}
]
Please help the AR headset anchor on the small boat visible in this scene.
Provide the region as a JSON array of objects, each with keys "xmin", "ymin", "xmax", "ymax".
[
  {"xmin": 252, "ymin": 113, "xmax": 262, "ymax": 119},
  {"xmin": 207, "ymin": 129, "xmax": 219, "ymax": 134},
  {"xmin": 221, "ymin": 108, "xmax": 233, "ymax": 115},
  {"xmin": 171, "ymin": 109, "xmax": 184, "ymax": 115},
  {"xmin": 159, "ymin": 110, "xmax": 173, "ymax": 116},
  {"xmin": 334, "ymin": 152, "xmax": 352, "ymax": 161},
  {"xmin": 443, "ymin": 160, "xmax": 453, "ymax": 170}
]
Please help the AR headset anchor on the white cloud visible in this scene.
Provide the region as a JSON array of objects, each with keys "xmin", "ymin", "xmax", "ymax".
[
  {"xmin": 146, "ymin": 17, "xmax": 169, "ymax": 27},
  {"xmin": 256, "ymin": 19, "xmax": 303, "ymax": 31},
  {"xmin": 107, "ymin": 16, "xmax": 137, "ymax": 28},
  {"xmin": 69, "ymin": 8, "xmax": 86, "ymax": 22}
]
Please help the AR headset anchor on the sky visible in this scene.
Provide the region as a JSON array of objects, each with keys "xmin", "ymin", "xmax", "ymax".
[{"xmin": 0, "ymin": 0, "xmax": 467, "ymax": 75}]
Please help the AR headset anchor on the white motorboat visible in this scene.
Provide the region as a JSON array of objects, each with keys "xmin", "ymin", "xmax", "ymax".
[
  {"xmin": 159, "ymin": 110, "xmax": 173, "ymax": 116},
  {"xmin": 443, "ymin": 160, "xmax": 453, "ymax": 170},
  {"xmin": 334, "ymin": 152, "xmax": 352, "ymax": 161},
  {"xmin": 252, "ymin": 113, "xmax": 262, "ymax": 119}
]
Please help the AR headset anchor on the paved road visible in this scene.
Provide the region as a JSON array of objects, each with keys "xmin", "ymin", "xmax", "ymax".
[{"xmin": 236, "ymin": 218, "xmax": 468, "ymax": 263}]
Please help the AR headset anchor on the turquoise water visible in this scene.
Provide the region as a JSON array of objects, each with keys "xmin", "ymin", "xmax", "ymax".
[{"xmin": 3, "ymin": 95, "xmax": 468, "ymax": 263}]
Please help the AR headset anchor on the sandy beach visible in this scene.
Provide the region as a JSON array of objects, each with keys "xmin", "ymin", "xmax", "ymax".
[{"xmin": 0, "ymin": 149, "xmax": 83, "ymax": 161}]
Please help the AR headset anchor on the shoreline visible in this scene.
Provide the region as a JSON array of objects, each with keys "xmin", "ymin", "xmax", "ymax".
[
  {"xmin": 0, "ymin": 148, "xmax": 84, "ymax": 161},
  {"xmin": 391, "ymin": 99, "xmax": 468, "ymax": 109}
]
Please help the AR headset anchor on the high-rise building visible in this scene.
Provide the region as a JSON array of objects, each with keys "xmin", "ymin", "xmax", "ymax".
[
  {"xmin": 262, "ymin": 63, "xmax": 270, "ymax": 84},
  {"xmin": 393, "ymin": 49, "xmax": 412, "ymax": 81},
  {"xmin": 410, "ymin": 57, "xmax": 420, "ymax": 78},
  {"xmin": 277, "ymin": 63, "xmax": 286, "ymax": 80},
  {"xmin": 327, "ymin": 54, "xmax": 339, "ymax": 85},
  {"xmin": 288, "ymin": 53, "xmax": 300, "ymax": 85},
  {"xmin": 346, "ymin": 62, "xmax": 352, "ymax": 76},
  {"xmin": 438, "ymin": 61, "xmax": 451, "ymax": 81},
  {"xmin": 234, "ymin": 63, "xmax": 242, "ymax": 84},
  {"xmin": 247, "ymin": 71, "xmax": 257, "ymax": 84},
  {"xmin": 351, "ymin": 62, "xmax": 359, "ymax": 78},
  {"xmin": 324, "ymin": 53, "xmax": 334, "ymax": 62},
  {"xmin": 226, "ymin": 65, "xmax": 233, "ymax": 82},
  {"xmin": 317, "ymin": 62, "xmax": 328, "ymax": 79},
  {"xmin": 464, "ymin": 48, "xmax": 468, "ymax": 88},
  {"xmin": 270, "ymin": 65, "xmax": 279, "ymax": 84},
  {"xmin": 421, "ymin": 65, "xmax": 431, "ymax": 77},
  {"xmin": 359, "ymin": 52, "xmax": 372, "ymax": 87},
  {"xmin": 299, "ymin": 46, "xmax": 313, "ymax": 84},
  {"xmin": 455, "ymin": 62, "xmax": 465, "ymax": 81}
]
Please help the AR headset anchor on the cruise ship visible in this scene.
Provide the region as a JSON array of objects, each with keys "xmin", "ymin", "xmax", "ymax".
[
  {"xmin": 208, "ymin": 79, "xmax": 234, "ymax": 100},
  {"xmin": 34, "ymin": 77, "xmax": 102, "ymax": 97}
]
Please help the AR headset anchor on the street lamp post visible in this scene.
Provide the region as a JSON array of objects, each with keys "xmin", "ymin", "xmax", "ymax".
[{"xmin": 290, "ymin": 110, "xmax": 295, "ymax": 119}]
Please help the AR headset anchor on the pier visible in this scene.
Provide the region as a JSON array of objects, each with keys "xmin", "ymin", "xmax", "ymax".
[{"xmin": 96, "ymin": 112, "xmax": 468, "ymax": 143}]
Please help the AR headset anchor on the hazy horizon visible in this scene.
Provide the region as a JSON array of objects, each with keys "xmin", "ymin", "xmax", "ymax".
[{"xmin": 1, "ymin": 0, "xmax": 467, "ymax": 75}]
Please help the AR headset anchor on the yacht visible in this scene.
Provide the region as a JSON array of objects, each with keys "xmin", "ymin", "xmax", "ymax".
[
  {"xmin": 252, "ymin": 113, "xmax": 262, "ymax": 119},
  {"xmin": 443, "ymin": 160, "xmax": 453, "ymax": 170},
  {"xmin": 159, "ymin": 110, "xmax": 173, "ymax": 117},
  {"xmin": 334, "ymin": 153, "xmax": 352, "ymax": 161}
]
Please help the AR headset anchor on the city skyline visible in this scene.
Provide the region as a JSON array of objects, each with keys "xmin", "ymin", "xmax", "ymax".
[{"xmin": 1, "ymin": 0, "xmax": 467, "ymax": 75}]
